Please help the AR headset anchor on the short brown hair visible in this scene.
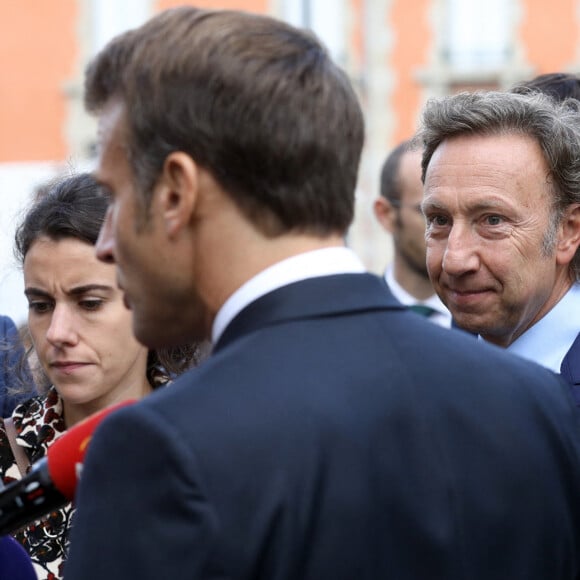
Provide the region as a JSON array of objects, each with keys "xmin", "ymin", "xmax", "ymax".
[{"xmin": 85, "ymin": 7, "xmax": 365, "ymax": 237}]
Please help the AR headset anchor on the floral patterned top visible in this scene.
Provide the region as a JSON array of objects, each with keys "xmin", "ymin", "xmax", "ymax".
[{"xmin": 0, "ymin": 386, "xmax": 70, "ymax": 580}]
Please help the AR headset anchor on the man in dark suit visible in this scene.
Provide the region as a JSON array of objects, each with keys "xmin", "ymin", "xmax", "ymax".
[
  {"xmin": 418, "ymin": 90, "xmax": 580, "ymax": 384},
  {"xmin": 65, "ymin": 7, "xmax": 580, "ymax": 579}
]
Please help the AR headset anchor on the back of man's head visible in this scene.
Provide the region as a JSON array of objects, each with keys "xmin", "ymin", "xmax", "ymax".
[{"xmin": 84, "ymin": 7, "xmax": 365, "ymax": 238}]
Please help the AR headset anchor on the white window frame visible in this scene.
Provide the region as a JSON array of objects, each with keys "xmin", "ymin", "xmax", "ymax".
[
  {"xmin": 445, "ymin": 0, "xmax": 512, "ymax": 72},
  {"xmin": 91, "ymin": 0, "xmax": 152, "ymax": 56},
  {"xmin": 279, "ymin": 0, "xmax": 346, "ymax": 64}
]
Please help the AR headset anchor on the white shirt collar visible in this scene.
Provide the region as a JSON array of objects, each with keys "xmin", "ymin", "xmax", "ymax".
[
  {"xmin": 212, "ymin": 247, "xmax": 366, "ymax": 343},
  {"xmin": 507, "ymin": 282, "xmax": 580, "ymax": 372},
  {"xmin": 384, "ymin": 265, "xmax": 452, "ymax": 328}
]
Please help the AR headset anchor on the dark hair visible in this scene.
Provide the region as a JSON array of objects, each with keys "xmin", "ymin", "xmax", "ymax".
[
  {"xmin": 511, "ymin": 72, "xmax": 580, "ymax": 103},
  {"xmin": 417, "ymin": 90, "xmax": 580, "ymax": 280},
  {"xmin": 84, "ymin": 7, "xmax": 364, "ymax": 237},
  {"xmin": 15, "ymin": 173, "xmax": 107, "ymax": 259},
  {"xmin": 14, "ymin": 172, "xmax": 201, "ymax": 391},
  {"xmin": 379, "ymin": 140, "xmax": 413, "ymax": 204}
]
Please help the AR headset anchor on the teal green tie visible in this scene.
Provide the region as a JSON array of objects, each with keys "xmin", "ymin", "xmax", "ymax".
[{"xmin": 409, "ymin": 304, "xmax": 437, "ymax": 318}]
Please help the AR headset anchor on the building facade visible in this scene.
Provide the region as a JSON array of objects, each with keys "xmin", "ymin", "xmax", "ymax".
[{"xmin": 1, "ymin": 0, "xmax": 579, "ymax": 321}]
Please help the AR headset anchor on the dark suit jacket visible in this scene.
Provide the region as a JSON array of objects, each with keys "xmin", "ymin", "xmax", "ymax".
[
  {"xmin": 66, "ymin": 274, "xmax": 580, "ymax": 580},
  {"xmin": 0, "ymin": 315, "xmax": 30, "ymax": 417},
  {"xmin": 562, "ymin": 332, "xmax": 580, "ymax": 400}
]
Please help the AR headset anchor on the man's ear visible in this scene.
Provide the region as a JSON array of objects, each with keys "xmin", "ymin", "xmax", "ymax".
[
  {"xmin": 157, "ymin": 152, "xmax": 199, "ymax": 237},
  {"xmin": 373, "ymin": 197, "xmax": 396, "ymax": 234},
  {"xmin": 556, "ymin": 203, "xmax": 580, "ymax": 266}
]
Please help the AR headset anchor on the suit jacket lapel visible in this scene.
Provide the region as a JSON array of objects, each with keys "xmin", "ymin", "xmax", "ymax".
[
  {"xmin": 214, "ymin": 273, "xmax": 404, "ymax": 353},
  {"xmin": 561, "ymin": 332, "xmax": 580, "ymax": 384},
  {"xmin": 561, "ymin": 332, "xmax": 580, "ymax": 406}
]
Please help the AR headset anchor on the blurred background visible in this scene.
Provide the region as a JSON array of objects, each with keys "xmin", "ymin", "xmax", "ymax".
[{"xmin": 0, "ymin": 0, "xmax": 576, "ymax": 324}]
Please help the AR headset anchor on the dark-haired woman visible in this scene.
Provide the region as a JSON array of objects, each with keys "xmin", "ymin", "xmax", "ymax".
[{"xmin": 0, "ymin": 172, "xmax": 201, "ymax": 579}]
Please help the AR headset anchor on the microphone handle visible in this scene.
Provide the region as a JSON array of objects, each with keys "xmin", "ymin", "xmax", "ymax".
[{"xmin": 0, "ymin": 459, "xmax": 68, "ymax": 536}]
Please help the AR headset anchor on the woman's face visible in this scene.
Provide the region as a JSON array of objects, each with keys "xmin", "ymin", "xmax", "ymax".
[{"xmin": 23, "ymin": 236, "xmax": 150, "ymax": 417}]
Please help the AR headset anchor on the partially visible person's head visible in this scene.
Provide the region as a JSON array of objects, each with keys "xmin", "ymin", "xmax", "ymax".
[
  {"xmin": 85, "ymin": 6, "xmax": 364, "ymax": 236},
  {"xmin": 374, "ymin": 140, "xmax": 429, "ymax": 279},
  {"xmin": 85, "ymin": 7, "xmax": 365, "ymax": 347},
  {"xmin": 14, "ymin": 173, "xmax": 198, "ymax": 407},
  {"xmin": 417, "ymin": 91, "xmax": 580, "ymax": 346},
  {"xmin": 511, "ymin": 72, "xmax": 580, "ymax": 102}
]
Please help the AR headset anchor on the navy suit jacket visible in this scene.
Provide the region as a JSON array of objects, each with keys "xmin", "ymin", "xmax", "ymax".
[
  {"xmin": 0, "ymin": 315, "xmax": 30, "ymax": 417},
  {"xmin": 562, "ymin": 332, "xmax": 580, "ymax": 399},
  {"xmin": 66, "ymin": 274, "xmax": 580, "ymax": 580}
]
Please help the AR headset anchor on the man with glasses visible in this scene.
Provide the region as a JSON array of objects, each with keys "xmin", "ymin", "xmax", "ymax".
[{"xmin": 374, "ymin": 140, "xmax": 451, "ymax": 326}]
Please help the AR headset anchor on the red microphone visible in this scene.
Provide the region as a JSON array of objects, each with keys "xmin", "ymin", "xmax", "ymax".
[{"xmin": 0, "ymin": 400, "xmax": 135, "ymax": 535}]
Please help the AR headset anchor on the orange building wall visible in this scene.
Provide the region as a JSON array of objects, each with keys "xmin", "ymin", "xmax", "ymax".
[
  {"xmin": 0, "ymin": 0, "xmax": 77, "ymax": 162},
  {"xmin": 349, "ymin": 0, "xmax": 365, "ymax": 73},
  {"xmin": 156, "ymin": 0, "xmax": 268, "ymax": 13},
  {"xmin": 519, "ymin": 0, "xmax": 578, "ymax": 73},
  {"xmin": 389, "ymin": 0, "xmax": 431, "ymax": 143},
  {"xmin": 3, "ymin": 0, "xmax": 579, "ymax": 167}
]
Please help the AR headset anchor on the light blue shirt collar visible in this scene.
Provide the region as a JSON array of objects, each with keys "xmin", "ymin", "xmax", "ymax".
[
  {"xmin": 212, "ymin": 247, "xmax": 366, "ymax": 344},
  {"xmin": 507, "ymin": 282, "xmax": 580, "ymax": 373}
]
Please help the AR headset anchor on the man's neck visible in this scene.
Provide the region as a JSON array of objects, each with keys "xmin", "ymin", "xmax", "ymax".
[{"xmin": 392, "ymin": 259, "xmax": 434, "ymax": 301}]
